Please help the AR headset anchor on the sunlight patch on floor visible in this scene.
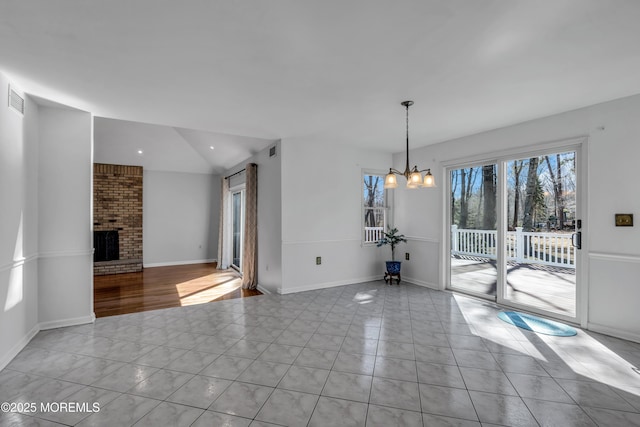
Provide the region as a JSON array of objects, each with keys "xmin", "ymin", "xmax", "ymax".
[
  {"xmin": 452, "ymin": 292, "xmax": 640, "ymax": 396},
  {"xmin": 353, "ymin": 290, "xmax": 377, "ymax": 304},
  {"xmin": 174, "ymin": 272, "xmax": 242, "ymax": 306}
]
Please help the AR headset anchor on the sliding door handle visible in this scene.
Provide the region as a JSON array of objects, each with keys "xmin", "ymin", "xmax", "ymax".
[{"xmin": 571, "ymin": 232, "xmax": 582, "ymax": 250}]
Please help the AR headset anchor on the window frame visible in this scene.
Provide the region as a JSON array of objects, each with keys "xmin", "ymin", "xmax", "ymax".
[{"xmin": 362, "ymin": 170, "xmax": 391, "ymax": 246}]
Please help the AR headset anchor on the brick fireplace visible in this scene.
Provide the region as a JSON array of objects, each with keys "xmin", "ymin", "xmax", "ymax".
[{"xmin": 93, "ymin": 163, "xmax": 143, "ymax": 275}]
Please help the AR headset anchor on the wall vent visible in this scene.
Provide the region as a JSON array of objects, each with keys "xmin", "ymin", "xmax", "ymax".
[
  {"xmin": 8, "ymin": 85, "xmax": 25, "ymax": 115},
  {"xmin": 269, "ymin": 145, "xmax": 277, "ymax": 157}
]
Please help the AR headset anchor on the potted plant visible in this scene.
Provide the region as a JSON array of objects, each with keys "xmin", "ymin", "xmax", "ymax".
[{"xmin": 377, "ymin": 227, "xmax": 407, "ymax": 282}]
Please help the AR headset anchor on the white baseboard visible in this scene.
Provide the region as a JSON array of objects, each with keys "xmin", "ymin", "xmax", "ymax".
[
  {"xmin": 0, "ymin": 324, "xmax": 40, "ymax": 371},
  {"xmin": 256, "ymin": 285, "xmax": 272, "ymax": 295},
  {"xmin": 143, "ymin": 259, "xmax": 216, "ymax": 268},
  {"xmin": 39, "ymin": 314, "xmax": 95, "ymax": 331},
  {"xmin": 1, "ymin": 314, "xmax": 96, "ymax": 370},
  {"xmin": 402, "ymin": 276, "xmax": 441, "ymax": 290},
  {"xmin": 587, "ymin": 322, "xmax": 640, "ymax": 344},
  {"xmin": 277, "ymin": 276, "xmax": 381, "ymax": 295}
]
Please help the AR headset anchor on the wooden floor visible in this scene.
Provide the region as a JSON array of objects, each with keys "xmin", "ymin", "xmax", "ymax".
[{"xmin": 94, "ymin": 263, "xmax": 262, "ymax": 318}]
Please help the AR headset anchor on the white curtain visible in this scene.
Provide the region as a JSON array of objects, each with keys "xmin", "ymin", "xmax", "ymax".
[{"xmin": 217, "ymin": 177, "xmax": 232, "ymax": 269}]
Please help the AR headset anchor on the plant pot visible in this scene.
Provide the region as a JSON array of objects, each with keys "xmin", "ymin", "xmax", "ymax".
[{"xmin": 385, "ymin": 261, "xmax": 402, "ymax": 274}]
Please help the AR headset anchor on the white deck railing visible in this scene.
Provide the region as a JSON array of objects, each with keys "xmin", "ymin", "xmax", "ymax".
[
  {"xmin": 451, "ymin": 225, "xmax": 575, "ymax": 268},
  {"xmin": 364, "ymin": 227, "xmax": 385, "ymax": 243},
  {"xmin": 367, "ymin": 225, "xmax": 575, "ymax": 268}
]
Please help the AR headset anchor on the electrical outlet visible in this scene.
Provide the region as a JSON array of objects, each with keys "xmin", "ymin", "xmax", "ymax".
[
  {"xmin": 316, "ymin": 256, "xmax": 322, "ymax": 265},
  {"xmin": 615, "ymin": 213, "xmax": 633, "ymax": 227},
  {"xmin": 405, "ymin": 252, "xmax": 410, "ymax": 260}
]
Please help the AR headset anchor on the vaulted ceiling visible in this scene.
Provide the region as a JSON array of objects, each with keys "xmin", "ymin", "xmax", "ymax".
[
  {"xmin": 2, "ymin": 1, "xmax": 640, "ymax": 169},
  {"xmin": 93, "ymin": 118, "xmax": 276, "ymax": 174}
]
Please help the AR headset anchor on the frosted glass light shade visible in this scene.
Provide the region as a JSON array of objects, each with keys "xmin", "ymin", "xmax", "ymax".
[
  {"xmin": 384, "ymin": 172, "xmax": 398, "ymax": 189},
  {"xmin": 422, "ymin": 171, "xmax": 436, "ymax": 187},
  {"xmin": 409, "ymin": 170, "xmax": 422, "ymax": 187}
]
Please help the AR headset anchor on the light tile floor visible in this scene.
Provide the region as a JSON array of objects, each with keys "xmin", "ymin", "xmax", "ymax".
[{"xmin": 2, "ymin": 282, "xmax": 640, "ymax": 426}]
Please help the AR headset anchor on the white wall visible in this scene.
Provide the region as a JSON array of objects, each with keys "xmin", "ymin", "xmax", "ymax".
[
  {"xmin": 37, "ymin": 106, "xmax": 94, "ymax": 328},
  {"xmin": 143, "ymin": 170, "xmax": 219, "ymax": 266},
  {"xmin": 0, "ymin": 77, "xmax": 93, "ymax": 368},
  {"xmin": 280, "ymin": 137, "xmax": 391, "ymax": 293},
  {"xmin": 0, "ymin": 76, "xmax": 40, "ymax": 369},
  {"xmin": 394, "ymin": 93, "xmax": 640, "ymax": 342},
  {"xmin": 256, "ymin": 142, "xmax": 282, "ymax": 294},
  {"xmin": 223, "ymin": 142, "xmax": 282, "ymax": 294}
]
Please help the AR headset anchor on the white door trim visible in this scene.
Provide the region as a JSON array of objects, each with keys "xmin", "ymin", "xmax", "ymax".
[{"xmin": 443, "ymin": 137, "xmax": 588, "ymax": 325}]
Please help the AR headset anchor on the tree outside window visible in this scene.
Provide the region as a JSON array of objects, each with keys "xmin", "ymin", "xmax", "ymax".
[{"xmin": 363, "ymin": 173, "xmax": 386, "ymax": 243}]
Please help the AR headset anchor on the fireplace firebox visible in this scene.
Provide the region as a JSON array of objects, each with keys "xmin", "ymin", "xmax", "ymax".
[{"xmin": 94, "ymin": 230, "xmax": 119, "ymax": 262}]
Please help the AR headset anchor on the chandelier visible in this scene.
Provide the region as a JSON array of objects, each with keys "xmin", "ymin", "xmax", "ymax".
[{"xmin": 384, "ymin": 101, "xmax": 436, "ymax": 189}]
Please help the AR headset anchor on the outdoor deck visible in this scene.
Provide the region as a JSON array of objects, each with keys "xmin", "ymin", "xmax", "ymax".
[
  {"xmin": 365, "ymin": 225, "xmax": 578, "ymax": 317},
  {"xmin": 450, "ymin": 255, "xmax": 576, "ymax": 317}
]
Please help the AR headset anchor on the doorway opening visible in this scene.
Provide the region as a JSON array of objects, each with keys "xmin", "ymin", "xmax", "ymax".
[{"xmin": 231, "ymin": 188, "xmax": 245, "ymax": 272}]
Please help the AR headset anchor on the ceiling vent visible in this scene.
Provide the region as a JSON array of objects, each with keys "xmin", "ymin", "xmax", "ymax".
[
  {"xmin": 269, "ymin": 145, "xmax": 277, "ymax": 158},
  {"xmin": 8, "ymin": 85, "xmax": 24, "ymax": 115}
]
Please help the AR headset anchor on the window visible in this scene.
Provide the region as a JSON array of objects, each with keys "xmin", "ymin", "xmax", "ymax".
[{"xmin": 363, "ymin": 172, "xmax": 387, "ymax": 243}]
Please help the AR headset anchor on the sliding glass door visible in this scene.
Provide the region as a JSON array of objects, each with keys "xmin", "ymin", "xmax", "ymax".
[
  {"xmin": 447, "ymin": 145, "xmax": 581, "ymax": 321},
  {"xmin": 449, "ymin": 163, "xmax": 498, "ymax": 299},
  {"xmin": 503, "ymin": 151, "xmax": 577, "ymax": 318}
]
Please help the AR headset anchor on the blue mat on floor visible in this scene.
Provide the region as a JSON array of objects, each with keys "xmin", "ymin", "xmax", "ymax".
[{"xmin": 498, "ymin": 311, "xmax": 577, "ymax": 336}]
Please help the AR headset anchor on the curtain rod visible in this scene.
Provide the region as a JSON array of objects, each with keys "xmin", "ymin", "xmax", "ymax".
[{"xmin": 224, "ymin": 168, "xmax": 246, "ymax": 180}]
